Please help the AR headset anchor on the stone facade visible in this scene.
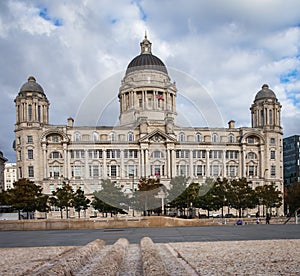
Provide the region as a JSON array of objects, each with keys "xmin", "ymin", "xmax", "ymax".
[
  {"xmin": 0, "ymin": 151, "xmax": 8, "ymax": 191},
  {"xmin": 4, "ymin": 163, "xmax": 17, "ymax": 190},
  {"xmin": 13, "ymin": 35, "xmax": 284, "ymax": 215}
]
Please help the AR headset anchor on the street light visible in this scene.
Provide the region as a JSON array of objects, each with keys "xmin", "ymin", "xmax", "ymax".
[{"xmin": 157, "ymin": 189, "xmax": 166, "ymax": 215}]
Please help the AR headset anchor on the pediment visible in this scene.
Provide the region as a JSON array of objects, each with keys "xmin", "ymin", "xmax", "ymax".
[{"xmin": 139, "ymin": 129, "xmax": 176, "ymax": 143}]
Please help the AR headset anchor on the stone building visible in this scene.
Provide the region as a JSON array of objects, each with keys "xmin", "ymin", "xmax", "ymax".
[
  {"xmin": 4, "ymin": 163, "xmax": 17, "ymax": 191},
  {"xmin": 13, "ymin": 35, "xmax": 284, "ymax": 214},
  {"xmin": 0, "ymin": 151, "xmax": 8, "ymax": 191}
]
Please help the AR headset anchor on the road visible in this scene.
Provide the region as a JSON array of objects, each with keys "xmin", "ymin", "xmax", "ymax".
[{"xmin": 0, "ymin": 224, "xmax": 299, "ymax": 248}]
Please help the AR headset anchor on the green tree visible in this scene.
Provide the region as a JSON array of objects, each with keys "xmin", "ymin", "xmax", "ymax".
[
  {"xmin": 256, "ymin": 184, "xmax": 282, "ymax": 216},
  {"xmin": 169, "ymin": 182, "xmax": 200, "ymax": 218},
  {"xmin": 193, "ymin": 178, "xmax": 225, "ymax": 217},
  {"xmin": 226, "ymin": 178, "xmax": 257, "ymax": 218},
  {"xmin": 93, "ymin": 179, "xmax": 128, "ymax": 217},
  {"xmin": 72, "ymin": 188, "xmax": 90, "ymax": 218},
  {"xmin": 135, "ymin": 177, "xmax": 163, "ymax": 216},
  {"xmin": 167, "ymin": 176, "xmax": 189, "ymax": 215},
  {"xmin": 49, "ymin": 182, "xmax": 74, "ymax": 219},
  {"xmin": 4, "ymin": 179, "xmax": 48, "ymax": 219},
  {"xmin": 213, "ymin": 178, "xmax": 230, "ymax": 217}
]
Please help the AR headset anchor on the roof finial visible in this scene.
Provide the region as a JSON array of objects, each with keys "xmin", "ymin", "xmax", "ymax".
[{"xmin": 144, "ymin": 30, "xmax": 147, "ymax": 39}]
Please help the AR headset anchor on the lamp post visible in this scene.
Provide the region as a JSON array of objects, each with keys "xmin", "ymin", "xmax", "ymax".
[
  {"xmin": 263, "ymin": 168, "xmax": 268, "ymax": 217},
  {"xmin": 157, "ymin": 189, "xmax": 165, "ymax": 216}
]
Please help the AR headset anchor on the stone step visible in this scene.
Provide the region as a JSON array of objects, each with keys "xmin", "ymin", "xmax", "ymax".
[{"xmin": 26, "ymin": 237, "xmax": 195, "ymax": 275}]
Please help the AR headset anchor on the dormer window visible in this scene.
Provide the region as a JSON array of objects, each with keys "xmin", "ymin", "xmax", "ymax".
[
  {"xmin": 179, "ymin": 132, "xmax": 185, "ymax": 142},
  {"xmin": 128, "ymin": 132, "xmax": 134, "ymax": 142},
  {"xmin": 212, "ymin": 133, "xmax": 218, "ymax": 143},
  {"xmin": 74, "ymin": 133, "xmax": 81, "ymax": 142},
  {"xmin": 196, "ymin": 133, "xmax": 202, "ymax": 142},
  {"xmin": 109, "ymin": 132, "xmax": 116, "ymax": 142}
]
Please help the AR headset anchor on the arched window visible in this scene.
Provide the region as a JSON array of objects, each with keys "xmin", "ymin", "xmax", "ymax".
[
  {"xmin": 128, "ymin": 132, "xmax": 134, "ymax": 142},
  {"xmin": 179, "ymin": 132, "xmax": 185, "ymax": 142},
  {"xmin": 109, "ymin": 132, "xmax": 116, "ymax": 142},
  {"xmin": 247, "ymin": 152, "xmax": 257, "ymax": 159},
  {"xmin": 74, "ymin": 132, "xmax": 81, "ymax": 142},
  {"xmin": 212, "ymin": 133, "xmax": 218, "ymax": 143},
  {"xmin": 196, "ymin": 133, "xmax": 202, "ymax": 142},
  {"xmin": 228, "ymin": 134, "xmax": 234, "ymax": 143}
]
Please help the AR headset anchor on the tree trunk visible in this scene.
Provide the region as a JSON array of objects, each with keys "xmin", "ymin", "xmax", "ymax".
[{"xmin": 60, "ymin": 208, "xmax": 63, "ymax": 219}]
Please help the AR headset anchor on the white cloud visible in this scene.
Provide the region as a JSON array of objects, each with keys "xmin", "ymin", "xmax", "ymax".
[{"xmin": 1, "ymin": 0, "xmax": 300, "ymax": 161}]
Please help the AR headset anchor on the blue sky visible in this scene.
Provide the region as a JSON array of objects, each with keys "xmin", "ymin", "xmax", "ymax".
[{"xmin": 0, "ymin": 0, "xmax": 300, "ymax": 162}]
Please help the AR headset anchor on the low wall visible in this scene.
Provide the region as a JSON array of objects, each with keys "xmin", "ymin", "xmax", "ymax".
[{"xmin": 0, "ymin": 216, "xmax": 289, "ymax": 231}]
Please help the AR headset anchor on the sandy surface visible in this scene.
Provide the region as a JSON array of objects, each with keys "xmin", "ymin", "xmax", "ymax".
[{"xmin": 0, "ymin": 239, "xmax": 299, "ymax": 275}]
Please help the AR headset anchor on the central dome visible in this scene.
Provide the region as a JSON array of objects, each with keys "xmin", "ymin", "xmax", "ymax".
[{"xmin": 126, "ymin": 35, "xmax": 168, "ymax": 75}]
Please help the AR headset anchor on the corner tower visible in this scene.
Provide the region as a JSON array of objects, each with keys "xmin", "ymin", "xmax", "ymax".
[
  {"xmin": 250, "ymin": 84, "xmax": 282, "ymax": 131},
  {"xmin": 118, "ymin": 35, "xmax": 177, "ymax": 132},
  {"xmin": 14, "ymin": 76, "xmax": 49, "ymax": 129},
  {"xmin": 14, "ymin": 76, "xmax": 49, "ymax": 180}
]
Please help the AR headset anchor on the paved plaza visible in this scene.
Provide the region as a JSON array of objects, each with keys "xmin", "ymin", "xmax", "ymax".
[
  {"xmin": 0, "ymin": 224, "xmax": 299, "ymax": 247},
  {"xmin": 0, "ymin": 224, "xmax": 300, "ymax": 275}
]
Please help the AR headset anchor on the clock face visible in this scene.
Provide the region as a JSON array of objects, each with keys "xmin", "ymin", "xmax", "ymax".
[{"xmin": 145, "ymin": 47, "xmax": 148, "ymax": 52}]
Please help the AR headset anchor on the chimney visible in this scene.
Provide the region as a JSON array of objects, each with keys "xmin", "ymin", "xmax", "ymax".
[
  {"xmin": 67, "ymin": 117, "xmax": 74, "ymax": 127},
  {"xmin": 228, "ymin": 120, "xmax": 235, "ymax": 129}
]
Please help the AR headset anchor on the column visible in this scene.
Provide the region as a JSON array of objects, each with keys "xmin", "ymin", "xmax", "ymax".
[
  {"xmin": 85, "ymin": 149, "xmax": 89, "ymax": 179},
  {"xmin": 238, "ymin": 150, "xmax": 242, "ymax": 178},
  {"xmin": 145, "ymin": 149, "xmax": 150, "ymax": 177},
  {"xmin": 166, "ymin": 149, "xmax": 171, "ymax": 178},
  {"xmin": 102, "ymin": 149, "xmax": 107, "ymax": 178},
  {"xmin": 223, "ymin": 150, "xmax": 226, "ymax": 177},
  {"xmin": 120, "ymin": 149, "xmax": 124, "ymax": 178},
  {"xmin": 63, "ymin": 143, "xmax": 68, "ymax": 178},
  {"xmin": 42, "ymin": 143, "xmax": 47, "ymax": 179},
  {"xmin": 171, "ymin": 149, "xmax": 176, "ymax": 178},
  {"xmin": 206, "ymin": 150, "xmax": 210, "ymax": 177},
  {"xmin": 242, "ymin": 146, "xmax": 246, "ymax": 177},
  {"xmin": 260, "ymin": 146, "xmax": 265, "ymax": 178},
  {"xmin": 189, "ymin": 149, "xmax": 193, "ymax": 177},
  {"xmin": 140, "ymin": 149, "xmax": 144, "ymax": 177}
]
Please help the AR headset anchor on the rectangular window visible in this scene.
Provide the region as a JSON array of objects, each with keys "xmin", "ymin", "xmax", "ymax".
[
  {"xmin": 38, "ymin": 105, "xmax": 41, "ymax": 122},
  {"xmin": 89, "ymin": 165, "xmax": 99, "ymax": 178},
  {"xmin": 270, "ymin": 137, "xmax": 275, "ymax": 145},
  {"xmin": 248, "ymin": 137, "xmax": 254, "ymax": 144},
  {"xmin": 27, "ymin": 149, "xmax": 33, "ymax": 160},
  {"xmin": 72, "ymin": 166, "xmax": 84, "ymax": 178},
  {"xmin": 28, "ymin": 166, "xmax": 34, "ymax": 178},
  {"xmin": 107, "ymin": 150, "xmax": 120, "ymax": 159},
  {"xmin": 28, "ymin": 105, "xmax": 32, "ymax": 121},
  {"xmin": 211, "ymin": 165, "xmax": 220, "ymax": 176},
  {"xmin": 271, "ymin": 165, "xmax": 276, "ymax": 177},
  {"xmin": 195, "ymin": 165, "xmax": 204, "ymax": 176},
  {"xmin": 19, "ymin": 167, "xmax": 22, "ymax": 178},
  {"xmin": 128, "ymin": 165, "xmax": 135, "ymax": 177},
  {"xmin": 49, "ymin": 166, "xmax": 61, "ymax": 178},
  {"xmin": 111, "ymin": 165, "xmax": 117, "ymax": 177},
  {"xmin": 18, "ymin": 150, "xmax": 22, "ymax": 161},
  {"xmin": 27, "ymin": 135, "xmax": 33, "ymax": 143},
  {"xmin": 229, "ymin": 165, "xmax": 237, "ymax": 177},
  {"xmin": 270, "ymin": 150, "xmax": 275, "ymax": 160},
  {"xmin": 154, "ymin": 165, "xmax": 160, "ymax": 176},
  {"xmin": 248, "ymin": 165, "xmax": 257, "ymax": 177}
]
